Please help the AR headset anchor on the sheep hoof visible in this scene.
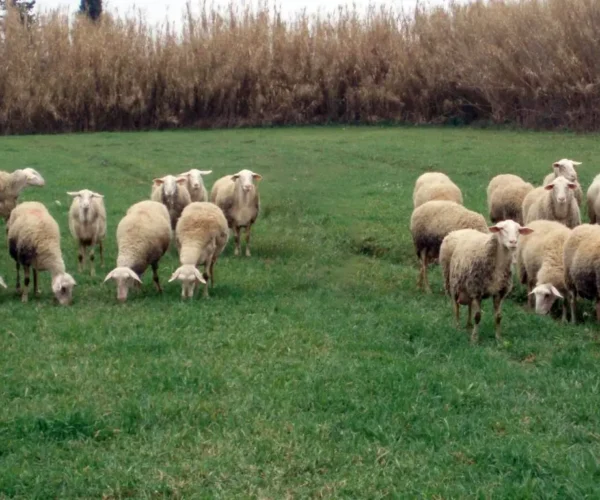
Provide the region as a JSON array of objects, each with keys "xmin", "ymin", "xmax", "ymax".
[
  {"xmin": 234, "ymin": 248, "xmax": 240, "ymax": 256},
  {"xmin": 21, "ymin": 295, "xmax": 28, "ymax": 304}
]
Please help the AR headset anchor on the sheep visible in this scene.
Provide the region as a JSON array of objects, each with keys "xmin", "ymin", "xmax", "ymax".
[
  {"xmin": 413, "ymin": 172, "xmax": 463, "ymax": 209},
  {"xmin": 178, "ymin": 169, "xmax": 213, "ymax": 202},
  {"xmin": 103, "ymin": 200, "xmax": 171, "ymax": 302},
  {"xmin": 486, "ymin": 174, "xmax": 534, "ymax": 225},
  {"xmin": 0, "ymin": 167, "xmax": 45, "ymax": 221},
  {"xmin": 211, "ymin": 169, "xmax": 262, "ymax": 257},
  {"xmin": 563, "ymin": 224, "xmax": 600, "ymax": 323},
  {"xmin": 7, "ymin": 201, "xmax": 76, "ymax": 305},
  {"xmin": 67, "ymin": 189, "xmax": 106, "ymax": 276},
  {"xmin": 169, "ymin": 202, "xmax": 229, "ymax": 299},
  {"xmin": 515, "ymin": 219, "xmax": 571, "ymax": 321},
  {"xmin": 522, "ymin": 176, "xmax": 581, "ymax": 229},
  {"xmin": 542, "ymin": 158, "xmax": 583, "ymax": 206},
  {"xmin": 150, "ymin": 174, "xmax": 191, "ymax": 230},
  {"xmin": 410, "ymin": 200, "xmax": 488, "ymax": 292},
  {"xmin": 586, "ymin": 173, "xmax": 600, "ymax": 224},
  {"xmin": 446, "ymin": 219, "xmax": 533, "ymax": 342}
]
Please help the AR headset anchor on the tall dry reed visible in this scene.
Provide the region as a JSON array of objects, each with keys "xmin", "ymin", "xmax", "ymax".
[{"xmin": 1, "ymin": 0, "xmax": 600, "ymax": 134}]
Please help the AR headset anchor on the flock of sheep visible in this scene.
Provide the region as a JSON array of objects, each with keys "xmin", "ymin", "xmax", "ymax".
[
  {"xmin": 410, "ymin": 158, "xmax": 600, "ymax": 342},
  {"xmin": 0, "ymin": 167, "xmax": 262, "ymax": 305}
]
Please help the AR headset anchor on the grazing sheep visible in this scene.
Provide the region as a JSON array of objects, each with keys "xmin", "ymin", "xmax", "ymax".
[
  {"xmin": 103, "ymin": 200, "xmax": 171, "ymax": 302},
  {"xmin": 486, "ymin": 174, "xmax": 534, "ymax": 225},
  {"xmin": 522, "ymin": 176, "xmax": 581, "ymax": 228},
  {"xmin": 7, "ymin": 201, "xmax": 76, "ymax": 305},
  {"xmin": 447, "ymin": 219, "xmax": 533, "ymax": 342},
  {"xmin": 586, "ymin": 173, "xmax": 600, "ymax": 224},
  {"xmin": 563, "ymin": 224, "xmax": 600, "ymax": 323},
  {"xmin": 515, "ymin": 220, "xmax": 571, "ymax": 321},
  {"xmin": 67, "ymin": 189, "xmax": 106, "ymax": 276},
  {"xmin": 211, "ymin": 169, "xmax": 262, "ymax": 257},
  {"xmin": 0, "ymin": 168, "xmax": 45, "ymax": 221},
  {"xmin": 150, "ymin": 175, "xmax": 191, "ymax": 229},
  {"xmin": 410, "ymin": 200, "xmax": 488, "ymax": 292},
  {"xmin": 169, "ymin": 202, "xmax": 229, "ymax": 299},
  {"xmin": 543, "ymin": 159, "xmax": 583, "ymax": 206},
  {"xmin": 413, "ymin": 172, "xmax": 463, "ymax": 208},
  {"xmin": 178, "ymin": 169, "xmax": 213, "ymax": 202}
]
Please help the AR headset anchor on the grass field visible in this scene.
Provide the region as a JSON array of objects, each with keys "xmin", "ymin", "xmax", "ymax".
[{"xmin": 1, "ymin": 126, "xmax": 600, "ymax": 498}]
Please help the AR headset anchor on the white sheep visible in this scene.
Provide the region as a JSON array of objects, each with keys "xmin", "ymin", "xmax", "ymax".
[
  {"xmin": 169, "ymin": 202, "xmax": 229, "ymax": 299},
  {"xmin": 150, "ymin": 174, "xmax": 191, "ymax": 229},
  {"xmin": 0, "ymin": 168, "xmax": 45, "ymax": 221},
  {"xmin": 67, "ymin": 189, "xmax": 106, "ymax": 276},
  {"xmin": 446, "ymin": 219, "xmax": 533, "ymax": 342},
  {"xmin": 413, "ymin": 172, "xmax": 463, "ymax": 209},
  {"xmin": 7, "ymin": 201, "xmax": 76, "ymax": 304},
  {"xmin": 486, "ymin": 174, "xmax": 534, "ymax": 225},
  {"xmin": 586, "ymin": 173, "xmax": 600, "ymax": 224},
  {"xmin": 515, "ymin": 219, "xmax": 571, "ymax": 321},
  {"xmin": 103, "ymin": 200, "xmax": 171, "ymax": 302},
  {"xmin": 522, "ymin": 176, "xmax": 581, "ymax": 228},
  {"xmin": 410, "ymin": 200, "xmax": 488, "ymax": 292},
  {"xmin": 178, "ymin": 169, "xmax": 213, "ymax": 202},
  {"xmin": 211, "ymin": 169, "xmax": 262, "ymax": 257},
  {"xmin": 543, "ymin": 158, "xmax": 583, "ymax": 206},
  {"xmin": 563, "ymin": 224, "xmax": 600, "ymax": 323}
]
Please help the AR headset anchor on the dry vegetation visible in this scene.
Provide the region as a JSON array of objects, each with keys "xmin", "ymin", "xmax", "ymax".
[{"xmin": 1, "ymin": 0, "xmax": 600, "ymax": 134}]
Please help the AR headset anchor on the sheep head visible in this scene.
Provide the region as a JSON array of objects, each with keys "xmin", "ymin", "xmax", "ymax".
[
  {"xmin": 153, "ymin": 175, "xmax": 187, "ymax": 203},
  {"xmin": 104, "ymin": 267, "xmax": 142, "ymax": 302},
  {"xmin": 180, "ymin": 169, "xmax": 212, "ymax": 190},
  {"xmin": 488, "ymin": 219, "xmax": 533, "ymax": 251},
  {"xmin": 52, "ymin": 272, "xmax": 76, "ymax": 306},
  {"xmin": 67, "ymin": 189, "xmax": 104, "ymax": 221},
  {"xmin": 552, "ymin": 159, "xmax": 581, "ymax": 182},
  {"xmin": 544, "ymin": 176, "xmax": 577, "ymax": 206},
  {"xmin": 530, "ymin": 284, "xmax": 564, "ymax": 315},
  {"xmin": 168, "ymin": 264, "xmax": 206, "ymax": 299},
  {"xmin": 231, "ymin": 169, "xmax": 262, "ymax": 194}
]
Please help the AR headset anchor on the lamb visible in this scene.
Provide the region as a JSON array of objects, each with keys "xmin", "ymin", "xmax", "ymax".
[
  {"xmin": 150, "ymin": 174, "xmax": 191, "ymax": 229},
  {"xmin": 410, "ymin": 200, "xmax": 488, "ymax": 292},
  {"xmin": 169, "ymin": 202, "xmax": 229, "ymax": 299},
  {"xmin": 446, "ymin": 219, "xmax": 533, "ymax": 342},
  {"xmin": 586, "ymin": 173, "xmax": 600, "ymax": 224},
  {"xmin": 542, "ymin": 158, "xmax": 583, "ymax": 206},
  {"xmin": 0, "ymin": 167, "xmax": 45, "ymax": 221},
  {"xmin": 67, "ymin": 189, "xmax": 107, "ymax": 276},
  {"xmin": 178, "ymin": 169, "xmax": 213, "ymax": 202},
  {"xmin": 563, "ymin": 224, "xmax": 600, "ymax": 323},
  {"xmin": 522, "ymin": 176, "xmax": 581, "ymax": 228},
  {"xmin": 211, "ymin": 169, "xmax": 262, "ymax": 257},
  {"xmin": 7, "ymin": 201, "xmax": 76, "ymax": 305},
  {"xmin": 103, "ymin": 200, "xmax": 171, "ymax": 302},
  {"xmin": 486, "ymin": 174, "xmax": 534, "ymax": 225},
  {"xmin": 413, "ymin": 172, "xmax": 463, "ymax": 209},
  {"xmin": 515, "ymin": 220, "xmax": 571, "ymax": 321}
]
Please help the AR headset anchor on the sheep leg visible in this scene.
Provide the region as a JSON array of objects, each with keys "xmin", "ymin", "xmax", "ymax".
[
  {"xmin": 209, "ymin": 255, "xmax": 217, "ymax": 288},
  {"xmin": 419, "ymin": 250, "xmax": 431, "ymax": 293},
  {"xmin": 245, "ymin": 226, "xmax": 252, "ymax": 257},
  {"xmin": 151, "ymin": 262, "xmax": 162, "ymax": 293},
  {"xmin": 471, "ymin": 299, "xmax": 482, "ymax": 344},
  {"xmin": 233, "ymin": 226, "xmax": 241, "ymax": 256},
  {"xmin": 569, "ymin": 290, "xmax": 577, "ymax": 324},
  {"xmin": 15, "ymin": 262, "xmax": 21, "ymax": 293},
  {"xmin": 89, "ymin": 246, "xmax": 95, "ymax": 277},
  {"xmin": 98, "ymin": 241, "xmax": 104, "ymax": 267},
  {"xmin": 527, "ymin": 281, "xmax": 534, "ymax": 309},
  {"xmin": 33, "ymin": 269, "xmax": 40, "ymax": 296},
  {"xmin": 493, "ymin": 295, "xmax": 503, "ymax": 341},
  {"xmin": 453, "ymin": 299, "xmax": 460, "ymax": 329},
  {"xmin": 466, "ymin": 301, "xmax": 473, "ymax": 329},
  {"xmin": 77, "ymin": 244, "xmax": 84, "ymax": 273},
  {"xmin": 596, "ymin": 300, "xmax": 600, "ymax": 323},
  {"xmin": 561, "ymin": 301, "xmax": 568, "ymax": 323},
  {"xmin": 21, "ymin": 266, "xmax": 30, "ymax": 303}
]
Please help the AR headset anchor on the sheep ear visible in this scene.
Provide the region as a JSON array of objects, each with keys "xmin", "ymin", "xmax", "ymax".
[
  {"xmin": 176, "ymin": 177, "xmax": 188, "ymax": 185},
  {"xmin": 552, "ymin": 162, "xmax": 561, "ymax": 169},
  {"xmin": 66, "ymin": 191, "xmax": 80, "ymax": 197},
  {"xmin": 572, "ymin": 161, "xmax": 582, "ymax": 166},
  {"xmin": 0, "ymin": 276, "xmax": 6, "ymax": 289},
  {"xmin": 194, "ymin": 268, "xmax": 207, "ymax": 284},
  {"xmin": 92, "ymin": 192, "xmax": 104, "ymax": 198},
  {"xmin": 231, "ymin": 174, "xmax": 240, "ymax": 181},
  {"xmin": 488, "ymin": 225, "xmax": 501, "ymax": 233},
  {"xmin": 126, "ymin": 269, "xmax": 143, "ymax": 283},
  {"xmin": 103, "ymin": 270, "xmax": 116, "ymax": 283},
  {"xmin": 168, "ymin": 269, "xmax": 181, "ymax": 283},
  {"xmin": 153, "ymin": 178, "xmax": 164, "ymax": 186},
  {"xmin": 544, "ymin": 183, "xmax": 555, "ymax": 190},
  {"xmin": 252, "ymin": 173, "xmax": 263, "ymax": 181},
  {"xmin": 550, "ymin": 285, "xmax": 564, "ymax": 298},
  {"xmin": 199, "ymin": 170, "xmax": 212, "ymax": 176},
  {"xmin": 519, "ymin": 227, "xmax": 534, "ymax": 235},
  {"xmin": 568, "ymin": 182, "xmax": 577, "ymax": 189}
]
